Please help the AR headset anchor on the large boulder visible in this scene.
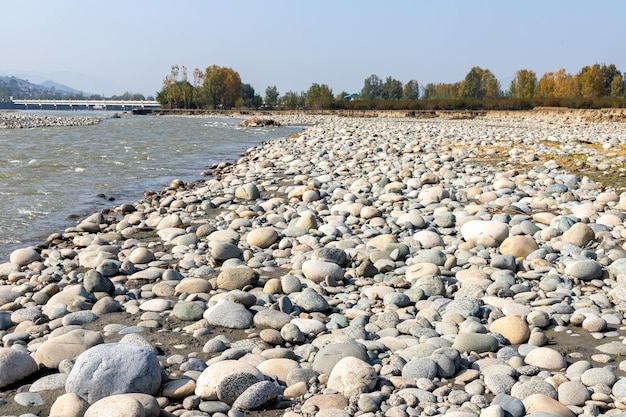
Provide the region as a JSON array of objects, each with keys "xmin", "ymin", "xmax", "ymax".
[
  {"xmin": 65, "ymin": 343, "xmax": 162, "ymax": 403},
  {"xmin": 0, "ymin": 348, "xmax": 38, "ymax": 389}
]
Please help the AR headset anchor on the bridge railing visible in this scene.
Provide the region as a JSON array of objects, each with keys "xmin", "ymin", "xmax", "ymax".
[{"xmin": 11, "ymin": 99, "xmax": 161, "ymax": 108}]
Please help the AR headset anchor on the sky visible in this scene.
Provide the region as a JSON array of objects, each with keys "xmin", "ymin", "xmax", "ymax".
[{"xmin": 2, "ymin": 0, "xmax": 626, "ymax": 98}]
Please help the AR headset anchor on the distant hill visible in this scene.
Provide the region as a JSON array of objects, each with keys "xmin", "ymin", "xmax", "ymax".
[
  {"xmin": 38, "ymin": 80, "xmax": 83, "ymax": 95},
  {"xmin": 0, "ymin": 75, "xmax": 86, "ymax": 101}
]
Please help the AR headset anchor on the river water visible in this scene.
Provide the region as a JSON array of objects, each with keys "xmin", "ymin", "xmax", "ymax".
[{"xmin": 0, "ymin": 111, "xmax": 302, "ymax": 262}]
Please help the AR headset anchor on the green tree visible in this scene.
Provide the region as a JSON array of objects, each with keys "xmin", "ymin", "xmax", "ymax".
[
  {"xmin": 157, "ymin": 65, "xmax": 194, "ymax": 108},
  {"xmin": 381, "ymin": 76, "xmax": 403, "ymax": 100},
  {"xmin": 422, "ymin": 82, "xmax": 460, "ymax": 99},
  {"xmin": 579, "ymin": 64, "xmax": 604, "ymax": 98},
  {"xmin": 239, "ymin": 85, "xmax": 262, "ymax": 108},
  {"xmin": 305, "ymin": 83, "xmax": 334, "ymax": 109},
  {"xmin": 201, "ymin": 65, "xmax": 242, "ymax": 109},
  {"xmin": 459, "ymin": 67, "xmax": 483, "ymax": 99},
  {"xmin": 264, "ymin": 85, "xmax": 279, "ymax": 108},
  {"xmin": 282, "ymin": 91, "xmax": 304, "ymax": 109},
  {"xmin": 600, "ymin": 63, "xmax": 621, "ymax": 96},
  {"xmin": 402, "ymin": 80, "xmax": 419, "ymax": 100},
  {"xmin": 360, "ymin": 74, "xmax": 382, "ymax": 100},
  {"xmin": 509, "ymin": 69, "xmax": 536, "ymax": 98},
  {"xmin": 459, "ymin": 67, "xmax": 501, "ymax": 99},
  {"xmin": 156, "ymin": 80, "xmax": 194, "ymax": 108}
]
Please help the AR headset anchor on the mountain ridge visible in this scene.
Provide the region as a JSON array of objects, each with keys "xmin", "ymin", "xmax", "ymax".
[{"xmin": 0, "ymin": 75, "xmax": 87, "ymax": 100}]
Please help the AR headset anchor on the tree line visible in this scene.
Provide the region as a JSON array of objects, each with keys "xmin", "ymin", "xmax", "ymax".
[{"xmin": 156, "ymin": 63, "xmax": 626, "ymax": 111}]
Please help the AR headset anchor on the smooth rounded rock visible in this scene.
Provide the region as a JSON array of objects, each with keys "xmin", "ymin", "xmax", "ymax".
[
  {"xmin": 0, "ymin": 347, "xmax": 38, "ymax": 388},
  {"xmin": 564, "ymin": 259, "xmax": 603, "ymax": 281},
  {"xmin": 216, "ymin": 267, "xmax": 258, "ymax": 290},
  {"xmin": 524, "ymin": 347, "xmax": 567, "ymax": 370},
  {"xmin": 246, "ymin": 227, "xmax": 279, "ymax": 248},
  {"xmin": 203, "ymin": 300, "xmax": 253, "ymax": 329},
  {"xmin": 461, "ymin": 220, "xmax": 509, "ymax": 246},
  {"xmin": 327, "ymin": 356, "xmax": 377, "ymax": 398},
  {"xmin": 452, "ymin": 333, "xmax": 499, "ymax": 353},
  {"xmin": 10, "ymin": 247, "xmax": 40, "ymax": 266},
  {"xmin": 49, "ymin": 393, "xmax": 89, "ymax": 417},
  {"xmin": 302, "ymin": 259, "xmax": 344, "ymax": 283},
  {"xmin": 489, "ymin": 316, "xmax": 530, "ymax": 345},
  {"xmin": 35, "ymin": 329, "xmax": 104, "ymax": 369},
  {"xmin": 499, "ymin": 235, "xmax": 538, "ymax": 259},
  {"xmin": 65, "ymin": 343, "xmax": 162, "ymax": 403},
  {"xmin": 195, "ymin": 360, "xmax": 264, "ymax": 400}
]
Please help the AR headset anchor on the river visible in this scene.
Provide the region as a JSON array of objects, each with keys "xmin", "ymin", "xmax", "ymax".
[{"xmin": 0, "ymin": 111, "xmax": 303, "ymax": 262}]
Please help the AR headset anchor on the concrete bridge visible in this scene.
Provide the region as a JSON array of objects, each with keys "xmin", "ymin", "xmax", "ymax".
[{"xmin": 11, "ymin": 99, "xmax": 161, "ymax": 110}]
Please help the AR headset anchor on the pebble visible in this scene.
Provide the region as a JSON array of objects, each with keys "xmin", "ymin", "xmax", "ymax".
[{"xmin": 2, "ymin": 113, "xmax": 626, "ymax": 417}]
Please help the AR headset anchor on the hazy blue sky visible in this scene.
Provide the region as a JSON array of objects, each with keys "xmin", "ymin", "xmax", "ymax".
[{"xmin": 2, "ymin": 0, "xmax": 625, "ymax": 97}]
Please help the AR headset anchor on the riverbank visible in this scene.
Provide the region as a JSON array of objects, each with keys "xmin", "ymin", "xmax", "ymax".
[
  {"xmin": 0, "ymin": 111, "xmax": 104, "ymax": 129},
  {"xmin": 153, "ymin": 107, "xmax": 626, "ymax": 124},
  {"xmin": 2, "ymin": 114, "xmax": 626, "ymax": 417}
]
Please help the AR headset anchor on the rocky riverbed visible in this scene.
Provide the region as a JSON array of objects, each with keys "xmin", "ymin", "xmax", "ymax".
[
  {"xmin": 0, "ymin": 112, "xmax": 103, "ymax": 129},
  {"xmin": 3, "ymin": 113, "xmax": 626, "ymax": 417}
]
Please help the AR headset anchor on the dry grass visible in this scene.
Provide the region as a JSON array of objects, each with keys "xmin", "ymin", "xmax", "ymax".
[{"xmin": 468, "ymin": 140, "xmax": 626, "ymax": 192}]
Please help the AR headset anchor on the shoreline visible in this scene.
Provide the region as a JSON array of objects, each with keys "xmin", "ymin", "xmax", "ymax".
[
  {"xmin": 2, "ymin": 114, "xmax": 626, "ymax": 416},
  {"xmin": 0, "ymin": 111, "xmax": 104, "ymax": 129}
]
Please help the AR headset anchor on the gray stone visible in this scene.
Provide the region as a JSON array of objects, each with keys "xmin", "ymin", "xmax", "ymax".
[
  {"xmin": 83, "ymin": 269, "xmax": 114, "ymax": 294},
  {"xmin": 253, "ymin": 309, "xmax": 292, "ymax": 330},
  {"xmin": 491, "ymin": 393, "xmax": 526, "ymax": 417},
  {"xmin": 119, "ymin": 333, "xmax": 158, "ymax": 354},
  {"xmin": 96, "ymin": 259, "xmax": 120, "ymax": 277},
  {"xmin": 216, "ymin": 267, "xmax": 258, "ymax": 290},
  {"xmin": 302, "ymin": 259, "xmax": 344, "ymax": 283},
  {"xmin": 557, "ymin": 380, "xmax": 590, "ymax": 406},
  {"xmin": 211, "ymin": 242, "xmax": 242, "ymax": 261},
  {"xmin": 412, "ymin": 275, "xmax": 445, "ymax": 296},
  {"xmin": 10, "ymin": 247, "xmax": 40, "ymax": 266},
  {"xmin": 294, "ymin": 288, "xmax": 330, "ymax": 312},
  {"xmin": 383, "ymin": 292, "xmax": 411, "ymax": 308},
  {"xmin": 312, "ymin": 247, "xmax": 349, "ymax": 266},
  {"xmin": 0, "ymin": 347, "xmax": 38, "ymax": 388},
  {"xmin": 312, "ymin": 342, "xmax": 369, "ymax": 375},
  {"xmin": 61, "ymin": 310, "xmax": 98, "ymax": 326},
  {"xmin": 580, "ymin": 367, "xmax": 617, "ymax": 387},
  {"xmin": 286, "ymin": 367, "xmax": 320, "ymax": 386},
  {"xmin": 564, "ymin": 259, "xmax": 603, "ymax": 281},
  {"xmin": 14, "ymin": 392, "xmax": 45, "ymax": 407},
  {"xmin": 173, "ymin": 301, "xmax": 205, "ymax": 321},
  {"xmin": 510, "ymin": 380, "xmax": 557, "ymax": 400},
  {"xmin": 92, "ymin": 297, "xmax": 123, "ymax": 316},
  {"xmin": 65, "ymin": 343, "xmax": 162, "ymax": 403},
  {"xmin": 280, "ymin": 323, "xmax": 305, "ymax": 344},
  {"xmin": 608, "ymin": 258, "xmax": 626, "ymax": 278},
  {"xmin": 413, "ymin": 249, "xmax": 447, "ymax": 266},
  {"xmin": 203, "ymin": 300, "xmax": 253, "ymax": 329},
  {"xmin": 231, "ymin": 380, "xmax": 281, "ymax": 410},
  {"xmin": 484, "ymin": 373, "xmax": 516, "ymax": 395},
  {"xmin": 613, "ymin": 378, "xmax": 626, "ymax": 399},
  {"xmin": 29, "ymin": 373, "xmax": 69, "ymax": 392},
  {"xmin": 281, "ymin": 275, "xmax": 302, "ymax": 294},
  {"xmin": 235, "ymin": 183, "xmax": 261, "ymax": 200},
  {"xmin": 0, "ymin": 311, "xmax": 13, "ymax": 330},
  {"xmin": 452, "ymin": 333, "xmax": 499, "ymax": 353},
  {"xmin": 216, "ymin": 372, "xmax": 262, "ymax": 405},
  {"xmin": 401, "ymin": 357, "xmax": 437, "ymax": 379}
]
